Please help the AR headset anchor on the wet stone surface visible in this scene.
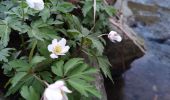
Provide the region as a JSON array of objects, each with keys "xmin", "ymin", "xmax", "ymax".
[
  {"xmin": 123, "ymin": 54, "xmax": 170, "ymax": 100},
  {"xmin": 123, "ymin": 0, "xmax": 170, "ymax": 99},
  {"xmin": 107, "ymin": 0, "xmax": 170, "ymax": 100}
]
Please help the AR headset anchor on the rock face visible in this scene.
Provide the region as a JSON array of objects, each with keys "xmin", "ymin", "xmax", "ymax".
[
  {"xmin": 122, "ymin": 0, "xmax": 170, "ymax": 100},
  {"xmin": 124, "ymin": 54, "xmax": 170, "ymax": 100}
]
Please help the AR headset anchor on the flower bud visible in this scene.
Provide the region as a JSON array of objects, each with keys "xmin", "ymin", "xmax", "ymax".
[
  {"xmin": 43, "ymin": 80, "xmax": 72, "ymax": 100},
  {"xmin": 108, "ymin": 31, "xmax": 122, "ymax": 43},
  {"xmin": 26, "ymin": 0, "xmax": 44, "ymax": 10}
]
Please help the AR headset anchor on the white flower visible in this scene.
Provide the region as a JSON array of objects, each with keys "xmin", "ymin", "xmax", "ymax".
[
  {"xmin": 43, "ymin": 80, "xmax": 72, "ymax": 100},
  {"xmin": 48, "ymin": 38, "xmax": 70, "ymax": 59},
  {"xmin": 108, "ymin": 31, "xmax": 122, "ymax": 43},
  {"xmin": 26, "ymin": 0, "xmax": 44, "ymax": 10}
]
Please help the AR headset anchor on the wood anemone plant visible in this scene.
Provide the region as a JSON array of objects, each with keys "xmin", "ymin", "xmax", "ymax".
[{"xmin": 0, "ymin": 0, "xmax": 121, "ymax": 100}]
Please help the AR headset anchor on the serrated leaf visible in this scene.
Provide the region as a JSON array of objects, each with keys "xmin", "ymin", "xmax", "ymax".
[
  {"xmin": 28, "ymin": 28, "xmax": 44, "ymax": 41},
  {"xmin": 7, "ymin": 16, "xmax": 30, "ymax": 33},
  {"xmin": 104, "ymin": 6, "xmax": 116, "ymax": 16},
  {"xmin": 37, "ymin": 41, "xmax": 50, "ymax": 57},
  {"xmin": 31, "ymin": 77, "xmax": 44, "ymax": 93},
  {"xmin": 8, "ymin": 60, "xmax": 30, "ymax": 71},
  {"xmin": 68, "ymin": 78, "xmax": 100, "ymax": 98},
  {"xmin": 97, "ymin": 56, "xmax": 113, "ymax": 82},
  {"xmin": 67, "ymin": 29, "xmax": 81, "ymax": 38},
  {"xmin": 20, "ymin": 86, "xmax": 40, "ymax": 100},
  {"xmin": 0, "ymin": 48, "xmax": 11, "ymax": 62},
  {"xmin": 87, "ymin": 87, "xmax": 101, "ymax": 99},
  {"xmin": 5, "ymin": 74, "xmax": 34, "ymax": 96},
  {"xmin": 30, "ymin": 56, "xmax": 46, "ymax": 65},
  {"xmin": 52, "ymin": 60, "xmax": 64, "ymax": 77},
  {"xmin": 64, "ymin": 14, "xmax": 82, "ymax": 32},
  {"xmin": 39, "ymin": 71, "xmax": 53, "ymax": 83},
  {"xmin": 68, "ymin": 79, "xmax": 89, "ymax": 96},
  {"xmin": 87, "ymin": 35, "xmax": 104, "ymax": 55},
  {"xmin": 39, "ymin": 7, "xmax": 50, "ymax": 22},
  {"xmin": 11, "ymin": 72, "xmax": 27, "ymax": 87},
  {"xmin": 0, "ymin": 20, "xmax": 11, "ymax": 47},
  {"xmin": 64, "ymin": 58, "xmax": 84, "ymax": 75},
  {"xmin": 56, "ymin": 2, "xmax": 75, "ymax": 13},
  {"xmin": 82, "ymin": 1, "xmax": 93, "ymax": 17},
  {"xmin": 68, "ymin": 64, "xmax": 98, "ymax": 79},
  {"xmin": 47, "ymin": 18, "xmax": 63, "ymax": 25},
  {"xmin": 31, "ymin": 19, "xmax": 48, "ymax": 28}
]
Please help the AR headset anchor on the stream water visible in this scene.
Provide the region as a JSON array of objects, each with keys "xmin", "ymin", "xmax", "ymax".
[{"xmin": 106, "ymin": 0, "xmax": 170, "ymax": 100}]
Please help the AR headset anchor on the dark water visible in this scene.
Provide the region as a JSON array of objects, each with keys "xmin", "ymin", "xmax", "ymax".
[{"xmin": 105, "ymin": 0, "xmax": 170, "ymax": 100}]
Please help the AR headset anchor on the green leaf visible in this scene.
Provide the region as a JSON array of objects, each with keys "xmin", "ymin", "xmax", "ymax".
[
  {"xmin": 30, "ymin": 56, "xmax": 46, "ymax": 65},
  {"xmin": 68, "ymin": 63, "xmax": 98, "ymax": 80},
  {"xmin": 8, "ymin": 60, "xmax": 30, "ymax": 72},
  {"xmin": 64, "ymin": 14, "xmax": 82, "ymax": 32},
  {"xmin": 81, "ymin": 27, "xmax": 90, "ymax": 36},
  {"xmin": 5, "ymin": 74, "xmax": 35, "ymax": 96},
  {"xmin": 82, "ymin": 1, "xmax": 93, "ymax": 16},
  {"xmin": 39, "ymin": 71, "xmax": 53, "ymax": 83},
  {"xmin": 97, "ymin": 56, "xmax": 113, "ymax": 82},
  {"xmin": 52, "ymin": 60, "xmax": 64, "ymax": 77},
  {"xmin": 47, "ymin": 18, "xmax": 63, "ymax": 25},
  {"xmin": 87, "ymin": 87, "xmax": 101, "ymax": 99},
  {"xmin": 87, "ymin": 35, "xmax": 104, "ymax": 55},
  {"xmin": 56, "ymin": 2, "xmax": 75, "ymax": 13},
  {"xmin": 6, "ymin": 16, "xmax": 30, "ymax": 33},
  {"xmin": 11, "ymin": 72, "xmax": 27, "ymax": 87},
  {"xmin": 68, "ymin": 78, "xmax": 101, "ymax": 98},
  {"xmin": 39, "ymin": 26, "xmax": 58, "ymax": 39},
  {"xmin": 28, "ymin": 28, "xmax": 44, "ymax": 41},
  {"xmin": 20, "ymin": 86, "xmax": 40, "ymax": 100},
  {"xmin": 68, "ymin": 79, "xmax": 89, "ymax": 96},
  {"xmin": 67, "ymin": 29, "xmax": 81, "ymax": 38},
  {"xmin": 104, "ymin": 6, "xmax": 116, "ymax": 16},
  {"xmin": 39, "ymin": 7, "xmax": 50, "ymax": 22},
  {"xmin": 64, "ymin": 58, "xmax": 84, "ymax": 75},
  {"xmin": 0, "ymin": 20, "xmax": 11, "ymax": 47},
  {"xmin": 37, "ymin": 41, "xmax": 50, "ymax": 57},
  {"xmin": 0, "ymin": 47, "xmax": 12, "ymax": 62},
  {"xmin": 31, "ymin": 19, "xmax": 48, "ymax": 28},
  {"xmin": 29, "ymin": 19, "xmax": 58, "ymax": 40}
]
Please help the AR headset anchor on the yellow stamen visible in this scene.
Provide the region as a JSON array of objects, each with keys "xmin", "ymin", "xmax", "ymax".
[{"xmin": 54, "ymin": 45, "xmax": 62, "ymax": 54}]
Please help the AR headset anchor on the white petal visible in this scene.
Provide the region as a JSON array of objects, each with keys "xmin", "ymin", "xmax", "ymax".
[
  {"xmin": 61, "ymin": 46, "xmax": 70, "ymax": 54},
  {"xmin": 26, "ymin": 0, "xmax": 34, "ymax": 8},
  {"xmin": 115, "ymin": 36, "xmax": 122, "ymax": 42},
  {"xmin": 44, "ymin": 88, "xmax": 63, "ymax": 100},
  {"xmin": 50, "ymin": 54, "xmax": 58, "ymax": 59},
  {"xmin": 61, "ymin": 86, "xmax": 72, "ymax": 93},
  {"xmin": 62, "ymin": 93, "xmax": 68, "ymax": 100},
  {"xmin": 58, "ymin": 38, "xmax": 66, "ymax": 47},
  {"xmin": 108, "ymin": 31, "xmax": 122, "ymax": 43},
  {"xmin": 26, "ymin": 0, "xmax": 44, "ymax": 10},
  {"xmin": 52, "ymin": 39, "xmax": 58, "ymax": 45},
  {"xmin": 109, "ymin": 31, "xmax": 117, "ymax": 35},
  {"xmin": 48, "ymin": 44, "xmax": 53, "ymax": 52},
  {"xmin": 54, "ymin": 80, "xmax": 65, "ymax": 88},
  {"xmin": 34, "ymin": 2, "xmax": 44, "ymax": 10},
  {"xmin": 48, "ymin": 80, "xmax": 65, "ymax": 89}
]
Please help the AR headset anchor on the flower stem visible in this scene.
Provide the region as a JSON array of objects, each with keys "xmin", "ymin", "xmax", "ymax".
[
  {"xmin": 33, "ymin": 74, "xmax": 49, "ymax": 86},
  {"xmin": 97, "ymin": 34, "xmax": 108, "ymax": 37},
  {"xmin": 29, "ymin": 40, "xmax": 37, "ymax": 63}
]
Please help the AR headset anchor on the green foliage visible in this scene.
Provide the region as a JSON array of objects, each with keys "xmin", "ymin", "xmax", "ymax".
[
  {"xmin": 97, "ymin": 56, "xmax": 113, "ymax": 82},
  {"xmin": 104, "ymin": 5, "xmax": 116, "ymax": 16},
  {"xmin": 51, "ymin": 58, "xmax": 100, "ymax": 98},
  {"xmin": 0, "ymin": 47, "xmax": 12, "ymax": 62},
  {"xmin": 20, "ymin": 86, "xmax": 40, "ymax": 100},
  {"xmin": 0, "ymin": 19, "xmax": 11, "ymax": 47},
  {"xmin": 0, "ymin": 0, "xmax": 117, "ymax": 99}
]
